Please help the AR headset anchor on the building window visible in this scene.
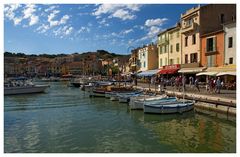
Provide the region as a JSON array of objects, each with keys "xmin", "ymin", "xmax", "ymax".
[
  {"xmin": 220, "ymin": 14, "xmax": 225, "ymax": 24},
  {"xmin": 160, "ymin": 46, "xmax": 162, "ymax": 54},
  {"xmin": 192, "ymin": 34, "xmax": 196, "ymax": 45},
  {"xmin": 160, "ymin": 59, "xmax": 162, "ymax": 67},
  {"xmin": 228, "ymin": 37, "xmax": 233, "ymax": 48},
  {"xmin": 206, "ymin": 37, "xmax": 216, "ymax": 52},
  {"xmin": 170, "ymin": 59, "xmax": 174, "ymax": 65},
  {"xmin": 229, "ymin": 58, "xmax": 233, "ymax": 64},
  {"xmin": 207, "ymin": 55, "xmax": 216, "ymax": 67},
  {"xmin": 190, "ymin": 53, "xmax": 198, "ymax": 63},
  {"xmin": 185, "ymin": 36, "xmax": 188, "ymax": 47},
  {"xmin": 176, "ymin": 43, "xmax": 179, "ymax": 52},
  {"xmin": 170, "ymin": 34, "xmax": 173, "ymax": 40},
  {"xmin": 165, "ymin": 58, "xmax": 167, "ymax": 65},
  {"xmin": 143, "ymin": 61, "xmax": 146, "ymax": 68},
  {"xmin": 186, "ymin": 19, "xmax": 193, "ymax": 27},
  {"xmin": 164, "ymin": 45, "xmax": 167, "ymax": 53},
  {"xmin": 176, "ymin": 32, "xmax": 179, "ymax": 38},
  {"xmin": 185, "ymin": 54, "xmax": 188, "ymax": 63},
  {"xmin": 177, "ymin": 57, "xmax": 180, "ymax": 64},
  {"xmin": 170, "ymin": 45, "xmax": 173, "ymax": 53}
]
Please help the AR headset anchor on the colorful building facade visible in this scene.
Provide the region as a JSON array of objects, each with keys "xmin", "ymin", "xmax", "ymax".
[{"xmin": 138, "ymin": 44, "xmax": 158, "ymax": 71}]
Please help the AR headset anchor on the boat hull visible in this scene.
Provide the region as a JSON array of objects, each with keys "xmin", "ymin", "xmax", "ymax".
[
  {"xmin": 144, "ymin": 102, "xmax": 194, "ymax": 114},
  {"xmin": 4, "ymin": 85, "xmax": 49, "ymax": 95},
  {"xmin": 129, "ymin": 96, "xmax": 175, "ymax": 110}
]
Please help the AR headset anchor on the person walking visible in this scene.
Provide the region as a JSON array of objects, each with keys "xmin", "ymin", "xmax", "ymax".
[
  {"xmin": 194, "ymin": 77, "xmax": 200, "ymax": 92},
  {"xmin": 182, "ymin": 75, "xmax": 186, "ymax": 92},
  {"xmin": 216, "ymin": 77, "xmax": 221, "ymax": 94}
]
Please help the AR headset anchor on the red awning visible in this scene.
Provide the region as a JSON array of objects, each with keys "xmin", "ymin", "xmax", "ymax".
[{"xmin": 159, "ymin": 69, "xmax": 179, "ymax": 74}]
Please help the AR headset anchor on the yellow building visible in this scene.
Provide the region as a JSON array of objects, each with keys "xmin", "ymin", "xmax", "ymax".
[
  {"xmin": 181, "ymin": 5, "xmax": 200, "ymax": 65},
  {"xmin": 158, "ymin": 26, "xmax": 181, "ymax": 68},
  {"xmin": 138, "ymin": 44, "xmax": 158, "ymax": 71},
  {"xmin": 168, "ymin": 25, "xmax": 182, "ymax": 65},
  {"xmin": 157, "ymin": 29, "xmax": 170, "ymax": 68}
]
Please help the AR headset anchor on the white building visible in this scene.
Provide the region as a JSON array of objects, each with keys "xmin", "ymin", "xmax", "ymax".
[{"xmin": 224, "ymin": 22, "xmax": 236, "ymax": 65}]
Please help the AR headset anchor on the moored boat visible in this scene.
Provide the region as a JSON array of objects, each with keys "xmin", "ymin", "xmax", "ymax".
[
  {"xmin": 143, "ymin": 100, "xmax": 194, "ymax": 114},
  {"xmin": 4, "ymin": 78, "xmax": 49, "ymax": 95},
  {"xmin": 129, "ymin": 95, "xmax": 172, "ymax": 110}
]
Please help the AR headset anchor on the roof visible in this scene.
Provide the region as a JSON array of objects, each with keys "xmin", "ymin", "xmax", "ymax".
[{"xmin": 157, "ymin": 26, "xmax": 177, "ymax": 36}]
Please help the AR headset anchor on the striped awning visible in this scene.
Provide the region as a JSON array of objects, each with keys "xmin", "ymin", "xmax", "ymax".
[
  {"xmin": 196, "ymin": 72, "xmax": 218, "ymax": 76},
  {"xmin": 216, "ymin": 72, "xmax": 236, "ymax": 76},
  {"xmin": 137, "ymin": 69, "xmax": 160, "ymax": 77},
  {"xmin": 178, "ymin": 67, "xmax": 206, "ymax": 74}
]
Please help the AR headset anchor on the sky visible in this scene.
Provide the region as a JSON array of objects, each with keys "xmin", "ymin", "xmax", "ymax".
[{"xmin": 4, "ymin": 4, "xmax": 201, "ymax": 55}]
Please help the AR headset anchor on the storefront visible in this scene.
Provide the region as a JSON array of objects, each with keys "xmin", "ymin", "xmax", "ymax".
[
  {"xmin": 159, "ymin": 64, "xmax": 180, "ymax": 77},
  {"xmin": 196, "ymin": 64, "xmax": 236, "ymax": 89}
]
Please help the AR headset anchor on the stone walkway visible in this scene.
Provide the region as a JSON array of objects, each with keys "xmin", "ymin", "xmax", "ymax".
[{"xmin": 135, "ymin": 82, "xmax": 236, "ymax": 100}]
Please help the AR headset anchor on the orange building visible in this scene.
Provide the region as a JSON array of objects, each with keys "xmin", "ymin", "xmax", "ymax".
[{"xmin": 200, "ymin": 30, "xmax": 224, "ymax": 67}]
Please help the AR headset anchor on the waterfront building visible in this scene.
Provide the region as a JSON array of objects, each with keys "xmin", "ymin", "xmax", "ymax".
[
  {"xmin": 223, "ymin": 22, "xmax": 236, "ymax": 65},
  {"xmin": 199, "ymin": 4, "xmax": 236, "ymax": 67},
  {"xmin": 180, "ymin": 5, "xmax": 201, "ymax": 66},
  {"xmin": 129, "ymin": 48, "xmax": 140, "ymax": 73},
  {"xmin": 157, "ymin": 28, "xmax": 171, "ymax": 68},
  {"xmin": 200, "ymin": 30, "xmax": 225, "ymax": 67},
  {"xmin": 168, "ymin": 25, "xmax": 182, "ymax": 65},
  {"xmin": 138, "ymin": 44, "xmax": 158, "ymax": 71},
  {"xmin": 68, "ymin": 61, "xmax": 83, "ymax": 75}
]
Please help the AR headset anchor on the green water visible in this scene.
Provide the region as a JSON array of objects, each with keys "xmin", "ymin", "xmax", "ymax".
[{"xmin": 4, "ymin": 82, "xmax": 236, "ymax": 153}]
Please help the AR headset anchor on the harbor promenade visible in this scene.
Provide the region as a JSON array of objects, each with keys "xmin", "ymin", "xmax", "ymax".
[{"xmin": 135, "ymin": 82, "xmax": 236, "ymax": 100}]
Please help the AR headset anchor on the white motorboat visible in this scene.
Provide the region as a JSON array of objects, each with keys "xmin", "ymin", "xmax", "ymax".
[{"xmin": 4, "ymin": 78, "xmax": 49, "ymax": 95}]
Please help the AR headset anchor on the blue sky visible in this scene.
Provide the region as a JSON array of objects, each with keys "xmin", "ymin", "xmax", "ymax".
[{"xmin": 4, "ymin": 4, "xmax": 200, "ymax": 55}]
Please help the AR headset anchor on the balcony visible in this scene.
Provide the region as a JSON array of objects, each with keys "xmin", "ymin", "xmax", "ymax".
[
  {"xmin": 181, "ymin": 22, "xmax": 198, "ymax": 34},
  {"xmin": 204, "ymin": 47, "xmax": 218, "ymax": 56},
  {"xmin": 157, "ymin": 39, "xmax": 169, "ymax": 46}
]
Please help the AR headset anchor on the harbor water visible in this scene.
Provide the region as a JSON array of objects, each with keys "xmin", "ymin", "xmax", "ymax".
[{"xmin": 4, "ymin": 82, "xmax": 236, "ymax": 153}]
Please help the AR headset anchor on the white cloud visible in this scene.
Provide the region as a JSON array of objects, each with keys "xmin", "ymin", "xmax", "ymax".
[
  {"xmin": 122, "ymin": 29, "xmax": 133, "ymax": 34},
  {"xmin": 23, "ymin": 4, "xmax": 36, "ymax": 19},
  {"xmin": 76, "ymin": 27, "xmax": 90, "ymax": 34},
  {"xmin": 109, "ymin": 9, "xmax": 135, "ymax": 20},
  {"xmin": 145, "ymin": 18, "xmax": 168, "ymax": 27},
  {"xmin": 47, "ymin": 10, "xmax": 70, "ymax": 27},
  {"xmin": 45, "ymin": 5, "xmax": 59, "ymax": 12},
  {"xmin": 4, "ymin": 4, "xmax": 22, "ymax": 20},
  {"xmin": 29, "ymin": 15, "xmax": 39, "ymax": 26},
  {"xmin": 93, "ymin": 4, "xmax": 142, "ymax": 21},
  {"xmin": 53, "ymin": 25, "xmax": 74, "ymax": 37},
  {"xmin": 13, "ymin": 17, "xmax": 22, "ymax": 25}
]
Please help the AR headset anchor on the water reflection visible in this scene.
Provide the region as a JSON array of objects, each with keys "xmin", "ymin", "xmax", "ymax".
[{"xmin": 128, "ymin": 109, "xmax": 236, "ymax": 153}]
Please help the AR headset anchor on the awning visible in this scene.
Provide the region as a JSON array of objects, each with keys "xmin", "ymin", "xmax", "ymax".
[
  {"xmin": 206, "ymin": 64, "xmax": 236, "ymax": 72},
  {"xmin": 178, "ymin": 67, "xmax": 206, "ymax": 74},
  {"xmin": 216, "ymin": 71, "xmax": 236, "ymax": 76},
  {"xmin": 159, "ymin": 69, "xmax": 179, "ymax": 74},
  {"xmin": 137, "ymin": 69, "xmax": 160, "ymax": 77},
  {"xmin": 196, "ymin": 72, "xmax": 218, "ymax": 76}
]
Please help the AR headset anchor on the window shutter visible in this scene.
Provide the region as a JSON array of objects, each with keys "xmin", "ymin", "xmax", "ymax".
[{"xmin": 213, "ymin": 37, "xmax": 216, "ymax": 52}]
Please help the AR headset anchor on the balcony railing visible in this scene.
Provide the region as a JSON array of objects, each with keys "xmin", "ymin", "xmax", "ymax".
[
  {"xmin": 181, "ymin": 22, "xmax": 198, "ymax": 34},
  {"xmin": 157, "ymin": 39, "xmax": 169, "ymax": 45}
]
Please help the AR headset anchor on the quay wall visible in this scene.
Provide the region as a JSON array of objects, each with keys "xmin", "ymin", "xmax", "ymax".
[{"xmin": 134, "ymin": 86, "xmax": 236, "ymax": 116}]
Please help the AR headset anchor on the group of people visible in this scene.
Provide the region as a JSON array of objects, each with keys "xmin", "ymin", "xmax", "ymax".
[
  {"xmin": 143, "ymin": 75, "xmax": 224, "ymax": 94},
  {"xmin": 206, "ymin": 76, "xmax": 223, "ymax": 94}
]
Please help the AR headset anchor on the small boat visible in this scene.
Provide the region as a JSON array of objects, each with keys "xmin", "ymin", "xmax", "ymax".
[
  {"xmin": 118, "ymin": 93, "xmax": 141, "ymax": 103},
  {"xmin": 129, "ymin": 95, "xmax": 172, "ymax": 110},
  {"xmin": 118, "ymin": 91, "xmax": 143, "ymax": 103},
  {"xmin": 89, "ymin": 89, "xmax": 106, "ymax": 97},
  {"xmin": 4, "ymin": 78, "xmax": 49, "ymax": 95},
  {"xmin": 143, "ymin": 100, "xmax": 194, "ymax": 114}
]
